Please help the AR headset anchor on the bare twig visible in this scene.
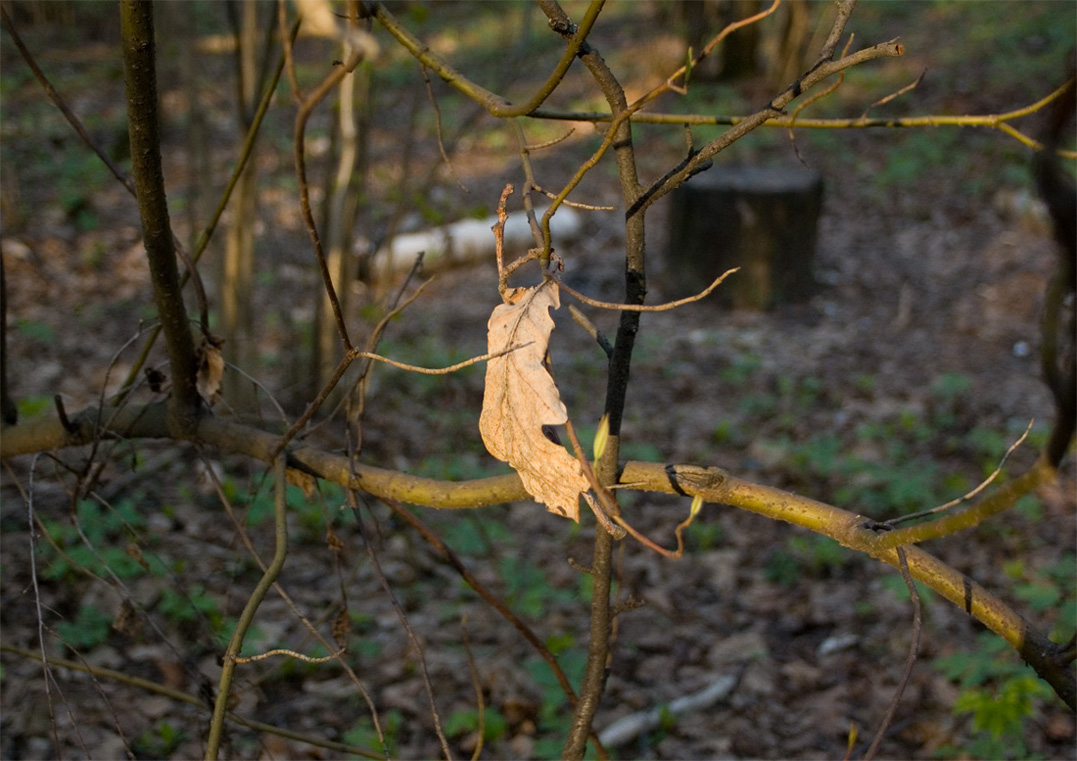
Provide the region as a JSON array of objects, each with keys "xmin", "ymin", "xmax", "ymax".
[
  {"xmin": 527, "ymin": 127, "xmax": 576, "ymax": 151},
  {"xmin": 206, "ymin": 456, "xmax": 290, "ymax": 760},
  {"xmin": 556, "ymin": 269, "xmax": 738, "ymax": 312},
  {"xmin": 278, "ymin": 0, "xmax": 302, "ymax": 100},
  {"xmin": 1, "ymin": 643, "xmax": 384, "ymax": 759},
  {"xmin": 293, "ymin": 43, "xmax": 370, "ymax": 353},
  {"xmin": 1, "ymin": 7, "xmax": 134, "ymax": 195},
  {"xmin": 421, "ymin": 64, "xmax": 467, "ymax": 192},
  {"xmin": 234, "ymin": 647, "xmax": 345, "ymax": 665},
  {"xmin": 568, "ymin": 305, "xmax": 613, "ymax": 358},
  {"xmin": 270, "ymin": 335, "xmax": 524, "ymax": 461},
  {"xmin": 609, "ymin": 495, "xmax": 704, "ymax": 559},
  {"xmin": 348, "ymin": 257, "xmax": 432, "ymax": 449},
  {"xmin": 348, "ymin": 496, "xmax": 453, "ymax": 760},
  {"xmin": 860, "ymin": 70, "xmax": 925, "ymax": 120},
  {"xmin": 383, "ymin": 498, "xmax": 583, "ymax": 714},
  {"xmin": 528, "ymin": 79, "xmax": 1077, "ymax": 158},
  {"xmin": 461, "ymin": 619, "xmax": 486, "ymax": 761},
  {"xmin": 883, "ymin": 420, "xmax": 1033, "ymax": 527},
  {"xmin": 372, "ymin": 0, "xmax": 604, "ymax": 118},
  {"xmin": 563, "ymin": 419, "xmax": 624, "ymax": 538},
  {"xmin": 119, "ymin": 17, "xmax": 301, "ymax": 399},
  {"xmin": 864, "ymin": 546, "xmax": 922, "ymax": 761},
  {"xmin": 533, "ymin": 184, "xmax": 615, "ymax": 211}
]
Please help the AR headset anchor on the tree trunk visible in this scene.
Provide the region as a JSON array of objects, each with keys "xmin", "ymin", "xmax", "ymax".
[
  {"xmin": 221, "ymin": 0, "xmax": 259, "ymax": 413},
  {"xmin": 665, "ymin": 166, "xmax": 823, "ymax": 309}
]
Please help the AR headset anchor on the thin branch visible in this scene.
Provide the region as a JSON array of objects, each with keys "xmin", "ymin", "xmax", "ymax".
[
  {"xmin": 510, "ymin": 120, "xmax": 554, "ymax": 255},
  {"xmin": 118, "ymin": 17, "xmax": 301, "ymax": 398},
  {"xmin": 563, "ymin": 419, "xmax": 623, "ymax": 537},
  {"xmin": 568, "ymin": 305, "xmax": 613, "ymax": 358},
  {"xmin": 206, "ymin": 456, "xmax": 289, "ymax": 760},
  {"xmin": 527, "ymin": 127, "xmax": 576, "ymax": 151},
  {"xmin": 869, "ymin": 454, "xmax": 1054, "ymax": 550},
  {"xmin": 1, "ymin": 7, "xmax": 132, "ymax": 193},
  {"xmin": 421, "ymin": 64, "xmax": 467, "ymax": 192},
  {"xmin": 526, "ymin": 78, "xmax": 1077, "ymax": 159},
  {"xmin": 461, "ymin": 620, "xmax": 486, "ymax": 761},
  {"xmin": 348, "ymin": 495, "xmax": 453, "ymax": 760},
  {"xmin": 383, "ymin": 497, "xmax": 583, "ymax": 712},
  {"xmin": 371, "ymin": 0, "xmax": 604, "ymax": 118},
  {"xmin": 348, "ymin": 260, "xmax": 433, "ymax": 449},
  {"xmin": 649, "ymin": 0, "xmax": 781, "ymax": 99},
  {"xmin": 883, "ymin": 420, "xmax": 1033, "ymax": 527},
  {"xmin": 864, "ymin": 547, "xmax": 922, "ymax": 761},
  {"xmin": 351, "ymin": 345, "xmax": 527, "ymax": 376},
  {"xmin": 533, "ymin": 184, "xmax": 615, "ymax": 211},
  {"xmin": 278, "ymin": 0, "xmax": 302, "ymax": 101},
  {"xmin": 269, "ymin": 336, "xmax": 527, "ymax": 461},
  {"xmin": 860, "ymin": 70, "xmax": 925, "ymax": 120},
  {"xmin": 3, "ymin": 405, "xmax": 1072, "ymax": 707},
  {"xmin": 0, "ymin": 644, "xmax": 383, "ymax": 759},
  {"xmin": 556, "ymin": 269, "xmax": 737, "ymax": 312},
  {"xmin": 119, "ymin": 1, "xmax": 200, "ymax": 430},
  {"xmin": 294, "ymin": 50, "xmax": 367, "ymax": 352}
]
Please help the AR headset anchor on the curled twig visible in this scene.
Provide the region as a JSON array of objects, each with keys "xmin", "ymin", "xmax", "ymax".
[
  {"xmin": 348, "ymin": 343, "xmax": 529, "ymax": 376},
  {"xmin": 234, "ymin": 647, "xmax": 345, "ymax": 665},
  {"xmin": 293, "ymin": 43, "xmax": 368, "ymax": 352},
  {"xmin": 527, "ymin": 127, "xmax": 576, "ymax": 151},
  {"xmin": 556, "ymin": 268, "xmax": 738, "ymax": 312}
]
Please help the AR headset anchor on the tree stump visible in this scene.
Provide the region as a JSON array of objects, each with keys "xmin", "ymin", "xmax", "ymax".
[{"xmin": 666, "ymin": 166, "xmax": 824, "ymax": 309}]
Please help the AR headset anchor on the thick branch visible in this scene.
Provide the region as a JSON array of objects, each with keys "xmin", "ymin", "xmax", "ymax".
[
  {"xmin": 526, "ymin": 76, "xmax": 1077, "ymax": 156},
  {"xmin": 120, "ymin": 1, "xmax": 200, "ymax": 431},
  {"xmin": 536, "ymin": 2, "xmax": 645, "ymax": 756},
  {"xmin": 2, "ymin": 407, "xmax": 1071, "ymax": 707}
]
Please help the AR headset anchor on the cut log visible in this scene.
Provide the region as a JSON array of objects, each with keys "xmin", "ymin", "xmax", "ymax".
[{"xmin": 666, "ymin": 166, "xmax": 824, "ymax": 309}]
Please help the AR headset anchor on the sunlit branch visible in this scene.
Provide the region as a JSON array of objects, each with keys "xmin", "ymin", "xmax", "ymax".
[{"xmin": 528, "ymin": 77, "xmax": 1077, "ymax": 158}]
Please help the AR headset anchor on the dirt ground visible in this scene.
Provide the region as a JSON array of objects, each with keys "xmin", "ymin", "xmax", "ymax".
[{"xmin": 2, "ymin": 2, "xmax": 1075, "ymax": 759}]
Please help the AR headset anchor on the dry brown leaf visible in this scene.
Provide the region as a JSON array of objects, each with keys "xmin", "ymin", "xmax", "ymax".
[
  {"xmin": 196, "ymin": 335, "xmax": 224, "ymax": 404},
  {"xmin": 285, "ymin": 467, "xmax": 316, "ymax": 497},
  {"xmin": 479, "ymin": 281, "xmax": 589, "ymax": 521}
]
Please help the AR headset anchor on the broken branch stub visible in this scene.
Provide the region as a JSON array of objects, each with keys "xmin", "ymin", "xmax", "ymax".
[{"xmin": 479, "ymin": 280, "xmax": 589, "ymax": 521}]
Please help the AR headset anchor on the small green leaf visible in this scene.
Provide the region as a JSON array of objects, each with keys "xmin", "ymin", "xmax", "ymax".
[{"xmin": 593, "ymin": 414, "xmax": 609, "ymax": 461}]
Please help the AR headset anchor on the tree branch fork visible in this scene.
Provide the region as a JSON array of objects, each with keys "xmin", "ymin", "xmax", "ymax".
[{"xmin": 3, "ymin": 399, "xmax": 1071, "ymax": 708}]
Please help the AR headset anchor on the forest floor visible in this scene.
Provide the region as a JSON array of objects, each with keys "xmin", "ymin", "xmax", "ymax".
[{"xmin": 1, "ymin": 2, "xmax": 1075, "ymax": 760}]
